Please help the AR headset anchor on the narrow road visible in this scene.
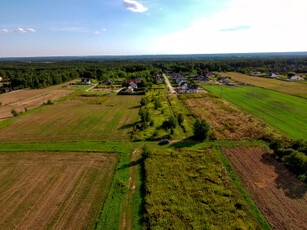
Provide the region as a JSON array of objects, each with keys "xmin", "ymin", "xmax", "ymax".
[
  {"xmin": 85, "ymin": 83, "xmax": 98, "ymax": 92},
  {"xmin": 163, "ymin": 73, "xmax": 176, "ymax": 94}
]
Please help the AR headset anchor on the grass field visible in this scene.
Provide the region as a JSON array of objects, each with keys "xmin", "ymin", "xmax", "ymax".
[
  {"xmin": 219, "ymin": 72, "xmax": 307, "ymax": 98},
  {"xmin": 143, "ymin": 148, "xmax": 264, "ymax": 229},
  {"xmin": 0, "ymin": 95, "xmax": 141, "ymax": 142},
  {"xmin": 0, "ymin": 151, "xmax": 117, "ymax": 230},
  {"xmin": 203, "ymin": 85, "xmax": 307, "ymax": 140}
]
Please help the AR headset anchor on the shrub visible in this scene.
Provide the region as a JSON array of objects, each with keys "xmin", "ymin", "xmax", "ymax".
[
  {"xmin": 282, "ymin": 151, "xmax": 307, "ymax": 176},
  {"xmin": 177, "ymin": 113, "xmax": 184, "ymax": 125},
  {"xmin": 193, "ymin": 118, "xmax": 210, "ymax": 140},
  {"xmin": 11, "ymin": 109, "xmax": 18, "ymax": 117},
  {"xmin": 162, "ymin": 116, "xmax": 177, "ymax": 130}
]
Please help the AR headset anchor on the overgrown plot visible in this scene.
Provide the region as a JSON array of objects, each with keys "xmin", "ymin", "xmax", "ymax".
[
  {"xmin": 220, "ymin": 146, "xmax": 307, "ymax": 230},
  {"xmin": 185, "ymin": 96, "xmax": 279, "ymax": 140},
  {"xmin": 143, "ymin": 148, "xmax": 261, "ymax": 229},
  {"xmin": 0, "ymin": 151, "xmax": 117, "ymax": 230},
  {"xmin": 0, "ymin": 95, "xmax": 141, "ymax": 141}
]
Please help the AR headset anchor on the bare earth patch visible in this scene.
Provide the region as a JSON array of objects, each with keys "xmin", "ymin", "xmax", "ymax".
[
  {"xmin": 0, "ymin": 151, "xmax": 118, "ymax": 230},
  {"xmin": 220, "ymin": 146, "xmax": 307, "ymax": 230},
  {"xmin": 186, "ymin": 97, "xmax": 277, "ymax": 140}
]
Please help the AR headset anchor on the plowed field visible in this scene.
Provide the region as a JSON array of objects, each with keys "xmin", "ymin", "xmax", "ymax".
[
  {"xmin": 0, "ymin": 151, "xmax": 117, "ymax": 230},
  {"xmin": 220, "ymin": 146, "xmax": 307, "ymax": 230}
]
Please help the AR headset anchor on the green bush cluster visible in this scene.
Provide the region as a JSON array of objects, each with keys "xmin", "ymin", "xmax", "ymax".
[{"xmin": 270, "ymin": 139, "xmax": 307, "ymax": 182}]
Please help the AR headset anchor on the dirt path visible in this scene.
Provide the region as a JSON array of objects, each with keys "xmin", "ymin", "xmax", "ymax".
[
  {"xmin": 221, "ymin": 146, "xmax": 307, "ymax": 230},
  {"xmin": 163, "ymin": 73, "xmax": 176, "ymax": 94},
  {"xmin": 120, "ymin": 148, "xmax": 140, "ymax": 230}
]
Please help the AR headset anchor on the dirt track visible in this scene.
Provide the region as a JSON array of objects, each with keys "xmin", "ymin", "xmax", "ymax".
[
  {"xmin": 120, "ymin": 148, "xmax": 140, "ymax": 230},
  {"xmin": 221, "ymin": 146, "xmax": 307, "ymax": 230},
  {"xmin": 0, "ymin": 80, "xmax": 77, "ymax": 121},
  {"xmin": 0, "ymin": 151, "xmax": 117, "ymax": 230}
]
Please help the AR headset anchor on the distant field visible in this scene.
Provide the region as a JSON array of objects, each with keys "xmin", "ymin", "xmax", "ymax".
[
  {"xmin": 0, "ymin": 80, "xmax": 78, "ymax": 121},
  {"xmin": 0, "ymin": 95, "xmax": 141, "ymax": 142},
  {"xmin": 220, "ymin": 72, "xmax": 307, "ymax": 98},
  {"xmin": 203, "ymin": 85, "xmax": 307, "ymax": 140},
  {"xmin": 185, "ymin": 95, "xmax": 280, "ymax": 140},
  {"xmin": 0, "ymin": 151, "xmax": 117, "ymax": 229},
  {"xmin": 144, "ymin": 148, "xmax": 262, "ymax": 229},
  {"xmin": 221, "ymin": 146, "xmax": 307, "ymax": 230}
]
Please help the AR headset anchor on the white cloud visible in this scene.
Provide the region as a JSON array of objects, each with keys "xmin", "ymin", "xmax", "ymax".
[
  {"xmin": 154, "ymin": 0, "xmax": 307, "ymax": 54},
  {"xmin": 102, "ymin": 28, "xmax": 107, "ymax": 32},
  {"xmin": 94, "ymin": 31, "xmax": 101, "ymax": 34},
  {"xmin": 123, "ymin": 0, "xmax": 148, "ymax": 13},
  {"xmin": 93, "ymin": 28, "xmax": 107, "ymax": 34},
  {"xmin": 0, "ymin": 27, "xmax": 36, "ymax": 34}
]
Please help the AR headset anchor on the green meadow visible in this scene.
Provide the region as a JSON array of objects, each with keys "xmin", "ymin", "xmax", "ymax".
[{"xmin": 203, "ymin": 85, "xmax": 307, "ymax": 140}]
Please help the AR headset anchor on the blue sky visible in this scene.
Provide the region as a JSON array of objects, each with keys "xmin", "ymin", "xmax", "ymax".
[{"xmin": 0, "ymin": 0, "xmax": 306, "ymax": 57}]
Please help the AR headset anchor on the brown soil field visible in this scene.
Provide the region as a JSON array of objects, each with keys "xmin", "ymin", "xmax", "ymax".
[
  {"xmin": 185, "ymin": 97, "xmax": 279, "ymax": 140},
  {"xmin": 220, "ymin": 72, "xmax": 307, "ymax": 98},
  {"xmin": 0, "ymin": 151, "xmax": 118, "ymax": 230},
  {"xmin": 220, "ymin": 146, "xmax": 307, "ymax": 230},
  {"xmin": 0, "ymin": 80, "xmax": 78, "ymax": 121},
  {"xmin": 0, "ymin": 95, "xmax": 141, "ymax": 142}
]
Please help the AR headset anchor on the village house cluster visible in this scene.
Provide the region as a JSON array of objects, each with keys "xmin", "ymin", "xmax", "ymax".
[{"xmin": 251, "ymin": 72, "xmax": 306, "ymax": 81}]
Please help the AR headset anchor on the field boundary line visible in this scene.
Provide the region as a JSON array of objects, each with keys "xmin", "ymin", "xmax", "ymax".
[{"xmin": 214, "ymin": 146, "xmax": 271, "ymax": 230}]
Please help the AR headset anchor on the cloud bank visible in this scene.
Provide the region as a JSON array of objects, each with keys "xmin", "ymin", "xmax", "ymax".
[
  {"xmin": 1, "ymin": 27, "xmax": 36, "ymax": 34},
  {"xmin": 154, "ymin": 0, "xmax": 307, "ymax": 54},
  {"xmin": 123, "ymin": 0, "xmax": 148, "ymax": 13}
]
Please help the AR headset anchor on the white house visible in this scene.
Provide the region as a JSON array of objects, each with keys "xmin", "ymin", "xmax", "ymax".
[{"xmin": 288, "ymin": 75, "xmax": 305, "ymax": 81}]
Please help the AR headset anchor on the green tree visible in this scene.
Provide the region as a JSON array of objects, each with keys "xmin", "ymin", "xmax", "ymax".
[
  {"xmin": 177, "ymin": 113, "xmax": 184, "ymax": 125},
  {"xmin": 193, "ymin": 119, "xmax": 210, "ymax": 140}
]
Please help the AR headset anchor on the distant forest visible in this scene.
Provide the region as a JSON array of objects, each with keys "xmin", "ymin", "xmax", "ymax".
[{"xmin": 0, "ymin": 56, "xmax": 307, "ymax": 89}]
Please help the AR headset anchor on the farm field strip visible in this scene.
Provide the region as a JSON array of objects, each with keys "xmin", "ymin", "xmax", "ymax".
[
  {"xmin": 203, "ymin": 85, "xmax": 307, "ymax": 139},
  {"xmin": 0, "ymin": 151, "xmax": 118, "ymax": 230},
  {"xmin": 0, "ymin": 80, "xmax": 79, "ymax": 121},
  {"xmin": 143, "ymin": 148, "xmax": 264, "ymax": 229},
  {"xmin": 220, "ymin": 146, "xmax": 307, "ymax": 230},
  {"xmin": 185, "ymin": 96, "xmax": 279, "ymax": 140},
  {"xmin": 0, "ymin": 95, "xmax": 141, "ymax": 142},
  {"xmin": 219, "ymin": 72, "xmax": 307, "ymax": 98}
]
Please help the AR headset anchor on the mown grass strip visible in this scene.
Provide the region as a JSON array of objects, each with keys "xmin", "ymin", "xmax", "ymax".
[{"xmin": 214, "ymin": 147, "xmax": 271, "ymax": 230}]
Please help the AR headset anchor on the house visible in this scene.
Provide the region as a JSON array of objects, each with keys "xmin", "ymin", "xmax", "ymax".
[
  {"xmin": 185, "ymin": 84, "xmax": 199, "ymax": 94},
  {"xmin": 252, "ymin": 72, "xmax": 261, "ymax": 76},
  {"xmin": 220, "ymin": 77, "xmax": 231, "ymax": 83},
  {"xmin": 179, "ymin": 81, "xmax": 189, "ymax": 90},
  {"xmin": 81, "ymin": 78, "xmax": 91, "ymax": 85},
  {"xmin": 129, "ymin": 82, "xmax": 138, "ymax": 89},
  {"xmin": 204, "ymin": 72, "xmax": 215, "ymax": 78},
  {"xmin": 125, "ymin": 86, "xmax": 134, "ymax": 93},
  {"xmin": 198, "ymin": 76, "xmax": 210, "ymax": 83},
  {"xmin": 287, "ymin": 75, "xmax": 305, "ymax": 81},
  {"xmin": 127, "ymin": 79, "xmax": 137, "ymax": 85},
  {"xmin": 227, "ymin": 83, "xmax": 237, "ymax": 86},
  {"xmin": 102, "ymin": 79, "xmax": 114, "ymax": 85},
  {"xmin": 266, "ymin": 73, "xmax": 278, "ymax": 78}
]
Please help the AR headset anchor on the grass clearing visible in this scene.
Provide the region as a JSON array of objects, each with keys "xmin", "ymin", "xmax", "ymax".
[
  {"xmin": 219, "ymin": 72, "xmax": 307, "ymax": 98},
  {"xmin": 203, "ymin": 85, "xmax": 307, "ymax": 139},
  {"xmin": 0, "ymin": 151, "xmax": 117, "ymax": 230},
  {"xmin": 143, "ymin": 148, "xmax": 263, "ymax": 229},
  {"xmin": 0, "ymin": 95, "xmax": 141, "ymax": 142}
]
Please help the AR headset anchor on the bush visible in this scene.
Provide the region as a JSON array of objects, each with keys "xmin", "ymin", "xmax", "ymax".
[
  {"xmin": 282, "ymin": 151, "xmax": 307, "ymax": 176},
  {"xmin": 177, "ymin": 113, "xmax": 184, "ymax": 125},
  {"xmin": 11, "ymin": 109, "xmax": 18, "ymax": 117},
  {"xmin": 44, "ymin": 100, "xmax": 54, "ymax": 105},
  {"xmin": 193, "ymin": 119, "xmax": 210, "ymax": 140},
  {"xmin": 162, "ymin": 116, "xmax": 177, "ymax": 130}
]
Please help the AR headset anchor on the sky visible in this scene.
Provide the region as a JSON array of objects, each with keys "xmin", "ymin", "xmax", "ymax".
[{"xmin": 0, "ymin": 0, "xmax": 307, "ymax": 57}]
